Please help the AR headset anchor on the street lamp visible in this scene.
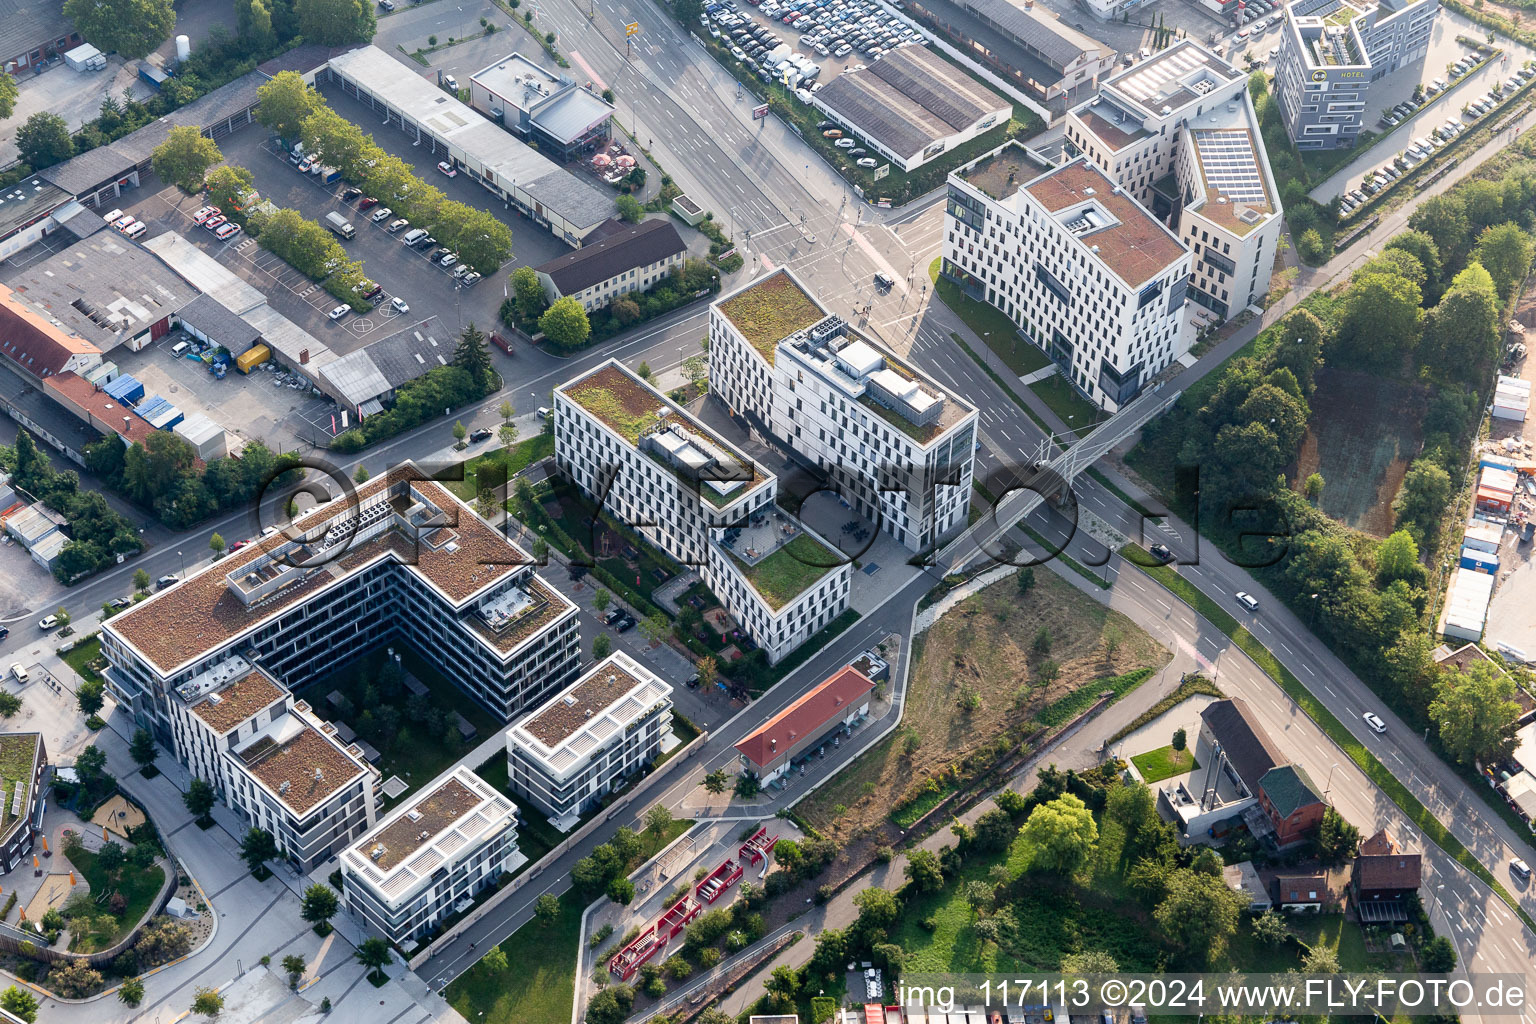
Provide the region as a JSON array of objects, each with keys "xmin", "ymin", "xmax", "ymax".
[
  {"xmin": 1308, "ymin": 592, "xmax": 1320, "ymax": 627},
  {"xmin": 178, "ymin": 550, "xmax": 184, "ymax": 577},
  {"xmin": 1323, "ymin": 761, "xmax": 1342, "ymax": 797}
]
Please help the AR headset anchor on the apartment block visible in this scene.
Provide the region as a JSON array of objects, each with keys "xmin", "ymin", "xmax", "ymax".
[
  {"xmin": 0, "ymin": 733, "xmax": 47, "ymax": 874},
  {"xmin": 1062, "ymin": 41, "xmax": 1285, "ymax": 320},
  {"xmin": 1274, "ymin": 0, "xmax": 1439, "ymax": 149},
  {"xmin": 341, "ymin": 766, "xmax": 520, "ymax": 944},
  {"xmin": 943, "ymin": 143, "xmax": 1192, "ymax": 411},
  {"xmin": 506, "ymin": 652, "xmax": 673, "ymax": 827},
  {"xmin": 709, "ymin": 269, "xmax": 978, "ymax": 551},
  {"xmin": 554, "ymin": 360, "xmax": 850, "ymax": 664},
  {"xmin": 101, "ymin": 465, "xmax": 582, "ymax": 861}
]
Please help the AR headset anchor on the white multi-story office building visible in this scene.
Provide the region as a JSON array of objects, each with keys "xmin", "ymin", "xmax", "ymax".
[
  {"xmin": 1062, "ymin": 41, "xmax": 1285, "ymax": 320},
  {"xmin": 168, "ymin": 658, "xmax": 378, "ymax": 871},
  {"xmin": 709, "ymin": 269, "xmax": 978, "ymax": 552},
  {"xmin": 943, "ymin": 143, "xmax": 1193, "ymax": 411},
  {"xmin": 341, "ymin": 766, "xmax": 520, "ymax": 945},
  {"xmin": 1273, "ymin": 0, "xmax": 1439, "ymax": 149},
  {"xmin": 554, "ymin": 361, "xmax": 850, "ymax": 663},
  {"xmin": 505, "ymin": 652, "xmax": 673, "ymax": 827},
  {"xmin": 101, "ymin": 465, "xmax": 582, "ymax": 859}
]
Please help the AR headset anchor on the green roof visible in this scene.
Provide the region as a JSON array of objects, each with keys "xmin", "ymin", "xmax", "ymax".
[
  {"xmin": 716, "ymin": 271, "xmax": 825, "ymax": 365},
  {"xmin": 1260, "ymin": 764, "xmax": 1324, "ymax": 817},
  {"xmin": 0, "ymin": 734, "xmax": 40, "ymax": 842},
  {"xmin": 727, "ymin": 532, "xmax": 839, "ymax": 611}
]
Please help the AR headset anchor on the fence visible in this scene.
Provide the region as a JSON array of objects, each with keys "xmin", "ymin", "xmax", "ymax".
[
  {"xmin": 0, "ymin": 848, "xmax": 177, "ymax": 969},
  {"xmin": 406, "ymin": 729, "xmax": 708, "ymax": 969}
]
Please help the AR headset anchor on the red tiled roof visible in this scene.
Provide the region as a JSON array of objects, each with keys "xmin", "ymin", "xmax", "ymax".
[
  {"xmin": 43, "ymin": 371, "xmax": 157, "ymax": 446},
  {"xmin": 1356, "ymin": 853, "xmax": 1421, "ymax": 892},
  {"xmin": 1359, "ymin": 828, "xmax": 1395, "ymax": 856},
  {"xmin": 735, "ymin": 667, "xmax": 874, "ymax": 769},
  {"xmin": 0, "ymin": 283, "xmax": 101, "ymax": 379},
  {"xmin": 1024, "ymin": 159, "xmax": 1186, "ymax": 287}
]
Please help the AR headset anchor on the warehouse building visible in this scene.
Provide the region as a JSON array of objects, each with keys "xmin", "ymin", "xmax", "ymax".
[
  {"xmin": 0, "ymin": 175, "xmax": 77, "ymax": 264},
  {"xmin": 533, "ymin": 219, "xmax": 688, "ymax": 311},
  {"xmin": 41, "ymin": 370, "xmax": 158, "ymax": 449},
  {"xmin": 318, "ymin": 316, "xmax": 459, "ymax": 418},
  {"xmin": 812, "ymin": 45, "xmax": 1011, "ymax": 171},
  {"xmin": 0, "ymin": 0, "xmax": 83, "ymax": 74},
  {"xmin": 468, "ymin": 53, "xmax": 615, "ymax": 158},
  {"xmin": 324, "ymin": 46, "xmax": 613, "ymax": 247}
]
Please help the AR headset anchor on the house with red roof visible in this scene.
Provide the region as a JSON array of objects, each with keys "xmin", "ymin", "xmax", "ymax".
[{"xmin": 735, "ymin": 666, "xmax": 875, "ymax": 786}]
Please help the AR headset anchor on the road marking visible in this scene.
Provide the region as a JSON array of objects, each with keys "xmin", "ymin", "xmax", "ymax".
[
  {"xmin": 1302, "ymin": 664, "xmax": 1316, "ymax": 677},
  {"xmin": 1324, "ymin": 684, "xmax": 1338, "ymax": 698}
]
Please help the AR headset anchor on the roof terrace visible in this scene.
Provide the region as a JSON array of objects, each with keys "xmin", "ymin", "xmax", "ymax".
[
  {"xmin": 956, "ymin": 140, "xmax": 1045, "ymax": 200},
  {"xmin": 720, "ymin": 512, "xmax": 841, "ymax": 612}
]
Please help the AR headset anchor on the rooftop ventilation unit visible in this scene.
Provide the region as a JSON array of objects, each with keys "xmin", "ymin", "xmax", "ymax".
[
  {"xmin": 207, "ymin": 693, "xmax": 223, "ymax": 705},
  {"xmin": 1162, "ymin": 104, "xmax": 1173, "ymax": 114},
  {"xmin": 279, "ymin": 780, "xmax": 291, "ymax": 795},
  {"xmin": 407, "ymin": 810, "xmax": 423, "ymax": 822},
  {"xmin": 563, "ymin": 695, "xmax": 578, "ymax": 706},
  {"xmin": 370, "ymin": 844, "xmax": 386, "ymax": 860}
]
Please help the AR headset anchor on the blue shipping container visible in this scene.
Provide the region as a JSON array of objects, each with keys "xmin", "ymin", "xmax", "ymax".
[
  {"xmin": 1459, "ymin": 546, "xmax": 1499, "ymax": 574},
  {"xmin": 104, "ymin": 374, "xmax": 145, "ymax": 404}
]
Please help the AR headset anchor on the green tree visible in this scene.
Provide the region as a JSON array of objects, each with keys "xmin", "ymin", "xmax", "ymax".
[
  {"xmin": 639, "ymin": 612, "xmax": 670, "ymax": 645},
  {"xmin": 1421, "ymin": 935, "xmax": 1457, "ymax": 972},
  {"xmin": 1303, "ymin": 943, "xmax": 1341, "ymax": 973},
  {"xmin": 481, "ymin": 945, "xmax": 509, "ymax": 972},
  {"xmin": 607, "ymin": 876, "xmax": 636, "ymax": 904},
  {"xmin": 615, "ymin": 194, "xmax": 644, "ymax": 222},
  {"xmin": 281, "ymin": 953, "xmax": 307, "ymax": 988},
  {"xmin": 586, "ymin": 985, "xmax": 635, "ymax": 1024},
  {"xmin": 1305, "ymin": 472, "xmax": 1325, "ymax": 500},
  {"xmin": 133, "ymin": 568, "xmax": 152, "ymax": 594},
  {"xmin": 152, "ymin": 126, "xmax": 223, "ymax": 191},
  {"xmin": 118, "ymin": 976, "xmax": 146, "ymax": 1007},
  {"xmin": 205, "ymin": 165, "xmax": 256, "ymax": 215},
  {"xmin": 511, "ymin": 265, "xmax": 547, "ymax": 322},
  {"xmin": 77, "ymin": 677, "xmax": 106, "ymax": 717},
  {"xmin": 453, "ymin": 420, "xmax": 467, "ymax": 447},
  {"xmin": 435, "ymin": 202, "xmax": 513, "ymax": 274},
  {"xmin": 235, "ymin": 0, "xmax": 275, "ymax": 40},
  {"xmin": 1335, "ymin": 269, "xmax": 1421, "ymax": 364},
  {"xmin": 1250, "ymin": 910, "xmax": 1289, "ymax": 945},
  {"xmin": 75, "ymin": 744, "xmax": 111, "ymax": 787},
  {"xmin": 1393, "ymin": 458, "xmax": 1454, "ymax": 541},
  {"xmin": 453, "ymin": 321, "xmax": 497, "ymax": 393},
  {"xmin": 592, "ymin": 633, "xmax": 612, "ymax": 659},
  {"xmin": 354, "ymin": 937, "xmax": 392, "ymax": 981},
  {"xmin": 0, "ymin": 74, "xmax": 18, "ymax": 121},
  {"xmin": 184, "ymin": 776, "xmax": 216, "ymax": 824},
  {"xmin": 1424, "ymin": 262, "xmax": 1500, "ymax": 380},
  {"xmin": 296, "ymin": 0, "xmax": 377, "ymax": 44},
  {"xmin": 1296, "ymin": 227, "xmax": 1327, "ymax": 264},
  {"xmin": 1408, "ymin": 193, "xmax": 1469, "ymax": 263},
  {"xmin": 764, "ymin": 964, "xmax": 802, "ymax": 1010},
  {"xmin": 209, "ymin": 533, "xmax": 226, "ymax": 557},
  {"xmin": 904, "ymin": 848, "xmax": 944, "ymax": 892},
  {"xmin": 1019, "ymin": 793, "xmax": 1098, "ymax": 874},
  {"xmin": 123, "ymin": 430, "xmax": 197, "ymax": 507},
  {"xmin": 1375, "ymin": 530, "xmax": 1420, "ymax": 584},
  {"xmin": 592, "ymin": 587, "xmax": 612, "ymax": 613},
  {"xmin": 807, "ymin": 927, "xmax": 849, "ymax": 977},
  {"xmin": 192, "ymin": 987, "xmax": 224, "ymax": 1018},
  {"xmin": 240, "ymin": 827, "xmax": 278, "ymax": 875},
  {"xmin": 256, "ymin": 72, "xmax": 321, "ymax": 144},
  {"xmin": 1429, "ymin": 658, "xmax": 1522, "ymax": 765},
  {"xmin": 15, "ymin": 112, "xmax": 74, "ymax": 169},
  {"xmin": 644, "ymin": 803, "xmax": 673, "ymax": 841},
  {"xmin": 703, "ymin": 767, "xmax": 729, "ymax": 793},
  {"xmin": 130, "ymin": 728, "xmax": 158, "ymax": 772},
  {"xmin": 535, "ymin": 891, "xmax": 560, "ymax": 925},
  {"xmin": 697, "ymin": 655, "xmax": 718, "ymax": 690},
  {"xmin": 1316, "ymin": 806, "xmax": 1361, "ymax": 867},
  {"xmin": 353, "ymin": 464, "xmax": 370, "ymax": 484},
  {"xmin": 1385, "ymin": 229, "xmax": 1443, "ymax": 294},
  {"xmin": 1153, "ymin": 867, "xmax": 1246, "ymax": 965},
  {"xmin": 1471, "ymin": 222, "xmax": 1534, "ymax": 301},
  {"xmin": 300, "ymin": 883, "xmax": 340, "ymax": 932},
  {"xmin": 63, "ymin": 0, "xmax": 175, "ymax": 60},
  {"xmin": 539, "ymin": 296, "xmax": 591, "ymax": 349}
]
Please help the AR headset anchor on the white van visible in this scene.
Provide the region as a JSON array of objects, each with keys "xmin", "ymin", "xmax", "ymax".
[
  {"xmin": 170, "ymin": 340, "xmax": 190, "ymax": 356},
  {"xmin": 401, "ymin": 228, "xmax": 429, "ymax": 246},
  {"xmin": 123, "ymin": 221, "xmax": 147, "ymax": 239}
]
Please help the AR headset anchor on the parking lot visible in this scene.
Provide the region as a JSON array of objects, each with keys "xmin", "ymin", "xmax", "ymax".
[{"xmin": 704, "ymin": 0, "xmax": 930, "ymax": 95}]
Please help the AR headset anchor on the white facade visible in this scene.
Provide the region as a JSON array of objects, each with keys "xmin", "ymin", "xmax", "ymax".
[
  {"xmin": 943, "ymin": 144, "xmax": 1193, "ymax": 411},
  {"xmin": 1062, "ymin": 41, "xmax": 1284, "ymax": 320},
  {"xmin": 505, "ymin": 652, "xmax": 673, "ymax": 823},
  {"xmin": 709, "ymin": 270, "xmax": 978, "ymax": 552},
  {"xmin": 341, "ymin": 766, "xmax": 518, "ymax": 944},
  {"xmin": 554, "ymin": 360, "xmax": 851, "ymax": 664},
  {"xmin": 1274, "ymin": 0, "xmax": 1440, "ymax": 149}
]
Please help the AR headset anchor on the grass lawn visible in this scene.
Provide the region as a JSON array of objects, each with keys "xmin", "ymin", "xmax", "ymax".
[
  {"xmin": 730, "ymin": 533, "xmax": 837, "ymax": 611},
  {"xmin": 65, "ymin": 846, "xmax": 166, "ymax": 951},
  {"xmin": 1129, "ymin": 744, "xmax": 1199, "ymax": 783},
  {"xmin": 60, "ymin": 635, "xmax": 104, "ymax": 685},
  {"xmin": 1029, "ymin": 374, "xmax": 1102, "ymax": 435},
  {"xmin": 446, "ymin": 888, "xmax": 585, "ymax": 1024},
  {"xmin": 932, "ymin": 263, "xmax": 1051, "ymax": 375},
  {"xmin": 445, "ymin": 433, "xmax": 554, "ymax": 501}
]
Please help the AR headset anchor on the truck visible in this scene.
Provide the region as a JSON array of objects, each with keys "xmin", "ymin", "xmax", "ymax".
[
  {"xmin": 319, "ymin": 166, "xmax": 341, "ymax": 184},
  {"xmin": 324, "ymin": 212, "xmax": 355, "ymax": 239}
]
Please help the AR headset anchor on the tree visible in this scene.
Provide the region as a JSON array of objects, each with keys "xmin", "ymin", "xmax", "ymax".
[
  {"xmin": 1421, "ymin": 934, "xmax": 1457, "ymax": 972},
  {"xmin": 281, "ymin": 953, "xmax": 307, "ymax": 988},
  {"xmin": 210, "ymin": 533, "xmax": 226, "ymax": 557},
  {"xmin": 235, "ymin": 0, "xmax": 275, "ymax": 41},
  {"xmin": 152, "ymin": 126, "xmax": 223, "ymax": 192},
  {"xmin": 1305, "ymin": 472, "xmax": 1326, "ymax": 500},
  {"xmin": 682, "ymin": 354, "xmax": 708, "ymax": 390},
  {"xmin": 1423, "ymin": 262, "xmax": 1501, "ymax": 378},
  {"xmin": 98, "ymin": 839, "xmax": 126, "ymax": 876},
  {"xmin": 511, "ymin": 265, "xmax": 547, "ymax": 322},
  {"xmin": 353, "ymin": 464, "xmax": 370, "ymax": 484},
  {"xmin": 1154, "ymin": 867, "xmax": 1246, "ymax": 965},
  {"xmin": 1393, "ymin": 459, "xmax": 1453, "ymax": 541},
  {"xmin": 63, "ymin": 0, "xmax": 175, "ymax": 60},
  {"xmin": 644, "ymin": 802, "xmax": 673, "ymax": 841},
  {"xmin": 1060, "ymin": 950, "xmax": 1119, "ymax": 975},
  {"xmin": 697, "ymin": 655, "xmax": 718, "ymax": 691},
  {"xmin": 300, "ymin": 883, "xmax": 340, "ymax": 932},
  {"xmin": 0, "ymin": 73, "xmax": 18, "ymax": 121},
  {"xmin": 119, "ymin": 976, "xmax": 146, "ymax": 1007},
  {"xmin": 703, "ymin": 768, "xmax": 729, "ymax": 793},
  {"xmin": 807, "ymin": 927, "xmax": 849, "ymax": 977},
  {"xmin": 257, "ymin": 72, "xmax": 321, "ymax": 144},
  {"xmin": 192, "ymin": 987, "xmax": 225, "ymax": 1018},
  {"xmin": 615, "ymin": 194, "xmax": 644, "ymax": 222},
  {"xmin": 764, "ymin": 964, "xmax": 802, "ymax": 1009},
  {"xmin": 638, "ymin": 360, "xmax": 653, "ymax": 380},
  {"xmin": 586, "ymin": 985, "xmax": 635, "ymax": 1024},
  {"xmin": 1429, "ymin": 658, "xmax": 1522, "ymax": 765},
  {"xmin": 476, "ymin": 487, "xmax": 498, "ymax": 521},
  {"xmin": 15, "ymin": 112, "xmax": 73, "ymax": 169},
  {"xmin": 1250, "ymin": 910, "xmax": 1289, "ymax": 946},
  {"xmin": 639, "ymin": 612, "xmax": 670, "ymax": 645},
  {"xmin": 481, "ymin": 946, "xmax": 509, "ymax": 973},
  {"xmin": 592, "ymin": 633, "xmax": 612, "ymax": 659},
  {"xmin": 904, "ymin": 848, "xmax": 945, "ymax": 893},
  {"xmin": 592, "ymin": 587, "xmax": 612, "ymax": 614},
  {"xmin": 1375, "ymin": 530, "xmax": 1420, "ymax": 584},
  {"xmin": 0, "ymin": 987, "xmax": 38, "ymax": 1024},
  {"xmin": 240, "ymin": 827, "xmax": 278, "ymax": 875},
  {"xmin": 434, "ymin": 201, "xmax": 513, "ymax": 274},
  {"xmin": 535, "ymin": 891, "xmax": 560, "ymax": 925},
  {"xmin": 77, "ymin": 677, "xmax": 106, "ymax": 717},
  {"xmin": 354, "ymin": 937, "xmax": 393, "ymax": 981},
  {"xmin": 453, "ymin": 420, "xmax": 467, "ymax": 446},
  {"xmin": 184, "ymin": 777, "xmax": 216, "ymax": 824},
  {"xmin": 963, "ymin": 879, "xmax": 993, "ymax": 918},
  {"xmin": 296, "ymin": 0, "xmax": 377, "ymax": 44},
  {"xmin": 1472, "ymin": 222, "xmax": 1535, "ymax": 301},
  {"xmin": 204, "ymin": 165, "xmax": 256, "ymax": 215},
  {"xmin": 1316, "ymin": 806, "xmax": 1361, "ymax": 867},
  {"xmin": 453, "ymin": 321, "xmax": 497, "ymax": 393},
  {"xmin": 539, "ymin": 296, "xmax": 591, "ymax": 349},
  {"xmin": 1335, "ymin": 270, "xmax": 1421, "ymax": 364},
  {"xmin": 1302, "ymin": 943, "xmax": 1341, "ymax": 974},
  {"xmin": 607, "ymin": 876, "xmax": 635, "ymax": 904},
  {"xmin": 75, "ymin": 744, "xmax": 110, "ymax": 786},
  {"xmin": 134, "ymin": 568, "xmax": 152, "ymax": 594},
  {"xmin": 1019, "ymin": 793, "xmax": 1098, "ymax": 875},
  {"xmin": 1408, "ymin": 193, "xmax": 1469, "ymax": 263},
  {"xmin": 1385, "ymin": 229, "xmax": 1443, "ymax": 294},
  {"xmin": 0, "ymin": 693, "xmax": 19, "ymax": 719}
]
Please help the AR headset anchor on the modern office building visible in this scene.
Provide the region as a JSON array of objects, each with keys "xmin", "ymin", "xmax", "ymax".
[
  {"xmin": 1273, "ymin": 0, "xmax": 1440, "ymax": 149},
  {"xmin": 1062, "ymin": 41, "xmax": 1285, "ymax": 320},
  {"xmin": 341, "ymin": 766, "xmax": 520, "ymax": 944},
  {"xmin": 709, "ymin": 269, "xmax": 977, "ymax": 551},
  {"xmin": 533, "ymin": 219, "xmax": 688, "ymax": 312},
  {"xmin": 554, "ymin": 361, "xmax": 850, "ymax": 663},
  {"xmin": 943, "ymin": 143, "xmax": 1192, "ymax": 410},
  {"xmin": 0, "ymin": 732, "xmax": 47, "ymax": 874},
  {"xmin": 468, "ymin": 53, "xmax": 615, "ymax": 158},
  {"xmin": 101, "ymin": 462, "xmax": 582, "ymax": 751},
  {"xmin": 505, "ymin": 652, "xmax": 674, "ymax": 827}
]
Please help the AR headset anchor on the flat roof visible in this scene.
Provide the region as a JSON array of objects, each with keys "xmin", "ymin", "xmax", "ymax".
[
  {"xmin": 0, "ymin": 176, "xmax": 72, "ymax": 240},
  {"xmin": 508, "ymin": 652, "xmax": 672, "ymax": 774},
  {"xmin": 143, "ymin": 232, "xmax": 267, "ymax": 316},
  {"xmin": 106, "ymin": 465, "xmax": 547, "ymax": 675},
  {"xmin": 234, "ymin": 717, "xmax": 367, "ymax": 816},
  {"xmin": 956, "ymin": 141, "xmax": 1048, "ymax": 199},
  {"xmin": 959, "ymin": 0, "xmax": 1102, "ymax": 69},
  {"xmin": 177, "ymin": 293, "xmax": 263, "ymax": 350},
  {"xmin": 1022, "ymin": 157, "xmax": 1187, "ymax": 287},
  {"xmin": 1105, "ymin": 40, "xmax": 1245, "ymax": 118},
  {"xmin": 189, "ymin": 668, "xmax": 287, "ymax": 735},
  {"xmin": 534, "ymin": 88, "xmax": 615, "ymax": 144},
  {"xmin": 5, "ymin": 233, "xmax": 196, "ymax": 351},
  {"xmin": 326, "ymin": 46, "xmax": 613, "ymax": 235},
  {"xmin": 1074, "ymin": 106, "xmax": 1152, "ymax": 153},
  {"xmin": 715, "ymin": 269, "xmax": 826, "ymax": 364}
]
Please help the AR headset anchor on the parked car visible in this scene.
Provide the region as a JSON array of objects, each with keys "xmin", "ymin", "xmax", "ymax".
[
  {"xmin": 614, "ymin": 615, "xmax": 637, "ymax": 633},
  {"xmin": 835, "ymin": 137, "xmax": 856, "ymax": 148},
  {"xmin": 603, "ymin": 608, "xmax": 625, "ymax": 625},
  {"xmin": 437, "ymin": 160, "xmax": 457, "ymax": 177},
  {"xmin": 102, "ymin": 208, "xmax": 124, "ymax": 224},
  {"xmin": 229, "ymin": 540, "xmax": 248, "ymax": 552},
  {"xmin": 341, "ymin": 186, "xmax": 363, "ymax": 201},
  {"xmin": 386, "ymin": 217, "xmax": 410, "ymax": 233},
  {"xmin": 391, "ymin": 296, "xmax": 410, "ymax": 314},
  {"xmin": 328, "ymin": 303, "xmax": 352, "ymax": 320},
  {"xmin": 108, "ymin": 598, "xmax": 131, "ymax": 610},
  {"xmin": 192, "ymin": 205, "xmax": 219, "ymax": 224},
  {"xmin": 8, "ymin": 665, "xmax": 26, "ymax": 684},
  {"xmin": 371, "ymin": 206, "xmax": 393, "ymax": 222},
  {"xmin": 1149, "ymin": 543, "xmax": 1173, "ymax": 563},
  {"xmin": 358, "ymin": 197, "xmax": 379, "ymax": 210},
  {"xmin": 438, "ymin": 251, "xmax": 459, "ymax": 267},
  {"xmin": 452, "ymin": 263, "xmax": 473, "ymax": 279},
  {"xmin": 856, "ymin": 157, "xmax": 878, "ymax": 167},
  {"xmin": 157, "ymin": 574, "xmax": 180, "ymax": 589},
  {"xmin": 214, "ymin": 222, "xmax": 241, "ymax": 240},
  {"xmin": 443, "ymin": 74, "xmax": 460, "ymax": 91},
  {"xmin": 204, "ymin": 215, "xmax": 227, "ymax": 230},
  {"xmin": 298, "ymin": 157, "xmax": 314, "ymax": 172},
  {"xmin": 822, "ymin": 128, "xmax": 843, "ymax": 138},
  {"xmin": 112, "ymin": 214, "xmax": 136, "ymax": 231},
  {"xmin": 461, "ymin": 271, "xmax": 481, "ymax": 286}
]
